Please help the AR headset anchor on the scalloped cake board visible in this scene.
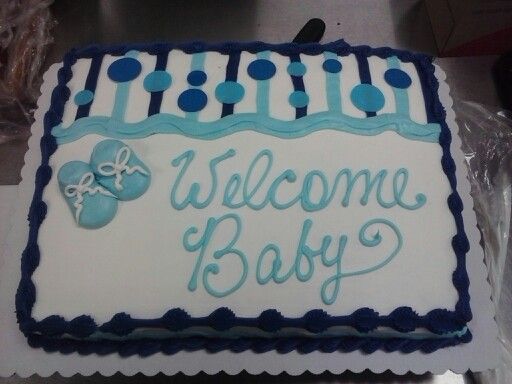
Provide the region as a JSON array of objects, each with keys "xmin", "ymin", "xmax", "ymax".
[{"xmin": 0, "ymin": 62, "xmax": 498, "ymax": 377}]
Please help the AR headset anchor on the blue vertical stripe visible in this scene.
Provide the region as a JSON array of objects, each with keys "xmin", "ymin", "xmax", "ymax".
[
  {"xmin": 221, "ymin": 51, "xmax": 241, "ymax": 117},
  {"xmin": 112, "ymin": 50, "xmax": 139, "ymax": 121},
  {"xmin": 75, "ymin": 55, "xmax": 103, "ymax": 120},
  {"xmin": 323, "ymin": 51, "xmax": 342, "ymax": 113},
  {"xmin": 256, "ymin": 51, "xmax": 271, "ymax": 115},
  {"xmin": 147, "ymin": 50, "xmax": 170, "ymax": 116},
  {"xmin": 354, "ymin": 53, "xmax": 375, "ymax": 117},
  {"xmin": 186, "ymin": 52, "xmax": 206, "ymax": 120},
  {"xmin": 387, "ymin": 56, "xmax": 409, "ymax": 117},
  {"xmin": 289, "ymin": 53, "xmax": 307, "ymax": 119}
]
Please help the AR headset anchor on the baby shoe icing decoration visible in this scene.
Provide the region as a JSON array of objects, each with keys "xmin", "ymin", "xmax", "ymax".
[
  {"xmin": 90, "ymin": 139, "xmax": 151, "ymax": 201},
  {"xmin": 58, "ymin": 161, "xmax": 118, "ymax": 229}
]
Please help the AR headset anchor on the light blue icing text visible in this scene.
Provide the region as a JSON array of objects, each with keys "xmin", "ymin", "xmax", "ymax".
[
  {"xmin": 185, "ymin": 214, "xmax": 403, "ymax": 305},
  {"xmin": 170, "ymin": 149, "xmax": 426, "ymax": 212}
]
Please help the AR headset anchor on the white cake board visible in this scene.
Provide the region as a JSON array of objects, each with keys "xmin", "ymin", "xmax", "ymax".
[{"xmin": 0, "ymin": 63, "xmax": 498, "ymax": 377}]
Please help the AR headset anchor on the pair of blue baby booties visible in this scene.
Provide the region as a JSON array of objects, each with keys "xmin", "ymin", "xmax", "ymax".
[{"xmin": 57, "ymin": 139, "xmax": 151, "ymax": 229}]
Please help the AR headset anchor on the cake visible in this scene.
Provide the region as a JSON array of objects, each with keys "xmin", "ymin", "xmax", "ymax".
[{"xmin": 16, "ymin": 40, "xmax": 472, "ymax": 356}]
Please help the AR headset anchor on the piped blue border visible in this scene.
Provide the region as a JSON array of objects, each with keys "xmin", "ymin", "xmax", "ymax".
[{"xmin": 15, "ymin": 40, "xmax": 472, "ymax": 356}]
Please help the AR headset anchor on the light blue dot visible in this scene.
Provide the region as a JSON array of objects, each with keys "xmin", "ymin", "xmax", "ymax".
[
  {"xmin": 384, "ymin": 68, "xmax": 412, "ymax": 89},
  {"xmin": 289, "ymin": 91, "xmax": 309, "ymax": 108},
  {"xmin": 143, "ymin": 71, "xmax": 172, "ymax": 92},
  {"xmin": 215, "ymin": 81, "xmax": 245, "ymax": 104},
  {"xmin": 126, "ymin": 50, "xmax": 139, "ymax": 57},
  {"xmin": 178, "ymin": 89, "xmax": 208, "ymax": 112},
  {"xmin": 247, "ymin": 59, "xmax": 276, "ymax": 80},
  {"xmin": 107, "ymin": 57, "xmax": 142, "ymax": 82},
  {"xmin": 350, "ymin": 84, "xmax": 385, "ymax": 113},
  {"xmin": 187, "ymin": 70, "xmax": 207, "ymax": 86},
  {"xmin": 287, "ymin": 62, "xmax": 307, "ymax": 77},
  {"xmin": 322, "ymin": 59, "xmax": 342, "ymax": 73},
  {"xmin": 74, "ymin": 90, "xmax": 94, "ymax": 106}
]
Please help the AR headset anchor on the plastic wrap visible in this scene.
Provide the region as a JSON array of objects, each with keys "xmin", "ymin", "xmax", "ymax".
[
  {"xmin": 0, "ymin": 0, "xmax": 55, "ymax": 144},
  {"xmin": 457, "ymin": 101, "xmax": 512, "ymax": 383}
]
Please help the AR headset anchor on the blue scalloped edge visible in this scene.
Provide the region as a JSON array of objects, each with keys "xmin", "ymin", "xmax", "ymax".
[{"xmin": 15, "ymin": 39, "xmax": 472, "ymax": 356}]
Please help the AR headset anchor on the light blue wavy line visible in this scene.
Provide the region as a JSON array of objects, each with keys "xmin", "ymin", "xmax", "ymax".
[{"xmin": 52, "ymin": 112, "xmax": 441, "ymax": 145}]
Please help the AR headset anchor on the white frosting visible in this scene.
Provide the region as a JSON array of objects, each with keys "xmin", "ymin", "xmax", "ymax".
[
  {"xmin": 401, "ymin": 61, "xmax": 427, "ymax": 124},
  {"xmin": 199, "ymin": 52, "xmax": 229, "ymax": 122},
  {"xmin": 33, "ymin": 130, "xmax": 457, "ymax": 324},
  {"xmin": 89, "ymin": 55, "xmax": 118, "ymax": 119},
  {"xmin": 61, "ymin": 58, "xmax": 91, "ymax": 128},
  {"xmin": 300, "ymin": 53, "xmax": 328, "ymax": 114},
  {"xmin": 124, "ymin": 52, "xmax": 156, "ymax": 123},
  {"xmin": 233, "ymin": 51, "xmax": 258, "ymax": 114},
  {"xmin": 159, "ymin": 50, "xmax": 191, "ymax": 118},
  {"xmin": 368, "ymin": 56, "xmax": 396, "ymax": 115},
  {"xmin": 268, "ymin": 52, "xmax": 295, "ymax": 120}
]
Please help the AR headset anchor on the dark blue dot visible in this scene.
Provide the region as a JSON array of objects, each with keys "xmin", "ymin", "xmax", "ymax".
[
  {"xmin": 322, "ymin": 59, "xmax": 342, "ymax": 73},
  {"xmin": 74, "ymin": 90, "xmax": 94, "ymax": 106},
  {"xmin": 107, "ymin": 57, "xmax": 142, "ymax": 82},
  {"xmin": 247, "ymin": 59, "xmax": 276, "ymax": 80},
  {"xmin": 289, "ymin": 91, "xmax": 309, "ymax": 108},
  {"xmin": 350, "ymin": 84, "xmax": 385, "ymax": 113},
  {"xmin": 178, "ymin": 89, "xmax": 208, "ymax": 112},
  {"xmin": 143, "ymin": 71, "xmax": 172, "ymax": 92},
  {"xmin": 215, "ymin": 81, "xmax": 245, "ymax": 104},
  {"xmin": 287, "ymin": 62, "xmax": 307, "ymax": 77},
  {"xmin": 187, "ymin": 70, "xmax": 207, "ymax": 86},
  {"xmin": 384, "ymin": 68, "xmax": 412, "ymax": 89}
]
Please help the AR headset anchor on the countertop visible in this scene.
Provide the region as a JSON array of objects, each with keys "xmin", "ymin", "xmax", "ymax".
[{"xmin": 0, "ymin": 0, "xmax": 502, "ymax": 382}]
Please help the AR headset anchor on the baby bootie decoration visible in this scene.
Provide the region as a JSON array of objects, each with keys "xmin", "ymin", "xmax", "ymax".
[
  {"xmin": 90, "ymin": 139, "xmax": 151, "ymax": 201},
  {"xmin": 58, "ymin": 161, "xmax": 118, "ymax": 229},
  {"xmin": 58, "ymin": 140, "xmax": 151, "ymax": 229}
]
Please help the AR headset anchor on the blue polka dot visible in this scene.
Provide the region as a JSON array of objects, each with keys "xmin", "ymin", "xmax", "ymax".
[
  {"xmin": 350, "ymin": 84, "xmax": 385, "ymax": 112},
  {"xmin": 107, "ymin": 57, "xmax": 142, "ymax": 82},
  {"xmin": 289, "ymin": 91, "xmax": 309, "ymax": 108},
  {"xmin": 143, "ymin": 71, "xmax": 172, "ymax": 92},
  {"xmin": 215, "ymin": 81, "xmax": 245, "ymax": 104},
  {"xmin": 247, "ymin": 59, "xmax": 276, "ymax": 80},
  {"xmin": 74, "ymin": 90, "xmax": 94, "ymax": 106},
  {"xmin": 384, "ymin": 68, "xmax": 412, "ymax": 89},
  {"xmin": 178, "ymin": 89, "xmax": 208, "ymax": 112},
  {"xmin": 322, "ymin": 59, "xmax": 342, "ymax": 73},
  {"xmin": 287, "ymin": 62, "xmax": 307, "ymax": 77},
  {"xmin": 187, "ymin": 70, "xmax": 207, "ymax": 86}
]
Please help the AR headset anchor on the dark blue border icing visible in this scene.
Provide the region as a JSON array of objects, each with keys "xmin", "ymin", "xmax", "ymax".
[
  {"xmin": 27, "ymin": 330, "xmax": 472, "ymax": 357},
  {"xmin": 15, "ymin": 40, "xmax": 472, "ymax": 355},
  {"xmin": 75, "ymin": 54, "xmax": 102, "ymax": 120}
]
